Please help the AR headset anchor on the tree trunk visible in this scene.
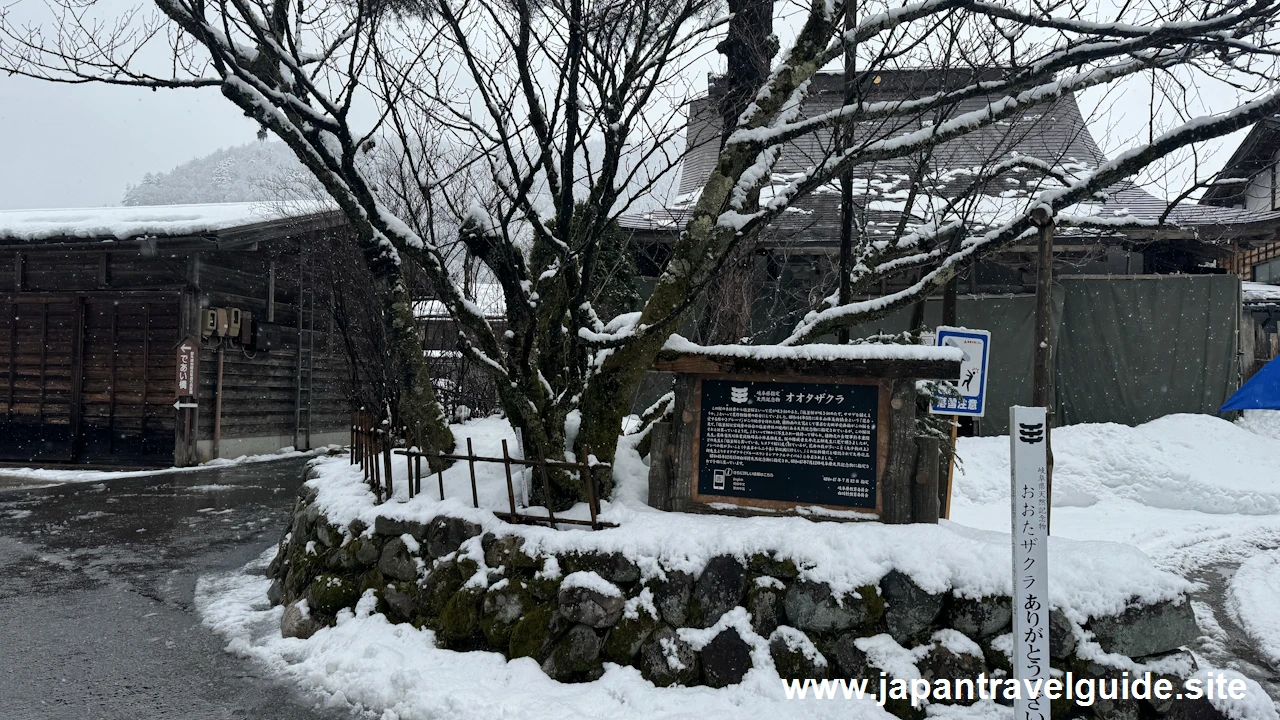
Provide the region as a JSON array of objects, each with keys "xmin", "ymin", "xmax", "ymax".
[
  {"xmin": 695, "ymin": 0, "xmax": 776, "ymax": 345},
  {"xmin": 386, "ymin": 282, "xmax": 456, "ymax": 470}
]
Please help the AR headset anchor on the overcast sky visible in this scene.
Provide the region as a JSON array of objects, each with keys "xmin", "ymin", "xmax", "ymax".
[
  {"xmin": 0, "ymin": 76, "xmax": 260, "ymax": 210},
  {"xmin": 0, "ymin": 3, "xmax": 1253, "ymax": 212}
]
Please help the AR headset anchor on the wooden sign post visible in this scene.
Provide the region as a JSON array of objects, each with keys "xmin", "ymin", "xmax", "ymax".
[
  {"xmin": 174, "ymin": 337, "xmax": 200, "ymax": 467},
  {"xmin": 175, "ymin": 337, "xmax": 199, "ymax": 399}
]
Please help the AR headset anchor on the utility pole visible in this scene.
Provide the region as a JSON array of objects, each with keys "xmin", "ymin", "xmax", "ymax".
[
  {"xmin": 836, "ymin": 0, "xmax": 855, "ymax": 343},
  {"xmin": 1029, "ymin": 205, "xmax": 1055, "ymax": 530}
]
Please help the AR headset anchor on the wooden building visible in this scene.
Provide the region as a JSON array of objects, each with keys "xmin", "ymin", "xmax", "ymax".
[
  {"xmin": 0, "ymin": 203, "xmax": 351, "ymax": 467},
  {"xmin": 623, "ymin": 70, "xmax": 1280, "ymax": 299},
  {"xmin": 619, "ymin": 70, "xmax": 1280, "ymax": 432}
]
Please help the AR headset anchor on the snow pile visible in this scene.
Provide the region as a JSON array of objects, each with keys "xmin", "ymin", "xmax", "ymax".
[
  {"xmin": 950, "ymin": 414, "xmax": 1280, "ymax": 574},
  {"xmin": 1243, "ymin": 283, "xmax": 1280, "ymax": 303},
  {"xmin": 0, "ymin": 445, "xmax": 337, "ymax": 487},
  {"xmin": 662, "ymin": 334, "xmax": 963, "ymax": 363},
  {"xmin": 1228, "ymin": 550, "xmax": 1280, "ymax": 669},
  {"xmin": 300, "ymin": 416, "xmax": 1187, "ymax": 623},
  {"xmin": 188, "ymin": 412, "xmax": 1280, "ymax": 720},
  {"xmin": 561, "ymin": 571, "xmax": 623, "ymax": 597},
  {"xmin": 1237, "ymin": 410, "xmax": 1280, "ymax": 441},
  {"xmin": 0, "ymin": 202, "xmax": 323, "ymax": 241}
]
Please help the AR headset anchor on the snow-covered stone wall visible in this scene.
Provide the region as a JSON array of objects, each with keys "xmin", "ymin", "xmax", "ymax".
[{"xmin": 260, "ymin": 460, "xmax": 1230, "ymax": 719}]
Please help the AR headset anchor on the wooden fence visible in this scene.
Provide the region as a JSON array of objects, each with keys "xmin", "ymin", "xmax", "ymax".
[{"xmin": 350, "ymin": 412, "xmax": 613, "ymax": 530}]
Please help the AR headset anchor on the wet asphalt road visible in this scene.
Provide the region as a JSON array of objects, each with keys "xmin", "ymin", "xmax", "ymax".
[{"xmin": 0, "ymin": 458, "xmax": 348, "ymax": 720}]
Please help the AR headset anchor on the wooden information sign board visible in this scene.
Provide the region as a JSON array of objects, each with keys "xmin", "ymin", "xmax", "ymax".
[
  {"xmin": 693, "ymin": 376, "xmax": 887, "ymax": 514},
  {"xmin": 649, "ymin": 347, "xmax": 961, "ymax": 523}
]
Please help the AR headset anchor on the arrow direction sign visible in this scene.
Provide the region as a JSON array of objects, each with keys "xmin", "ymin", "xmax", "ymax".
[
  {"xmin": 175, "ymin": 336, "xmax": 200, "ymax": 398},
  {"xmin": 173, "ymin": 400, "xmax": 198, "ymax": 409}
]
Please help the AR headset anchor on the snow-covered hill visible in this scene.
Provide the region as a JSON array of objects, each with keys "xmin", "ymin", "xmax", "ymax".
[{"xmin": 123, "ymin": 142, "xmax": 307, "ymax": 206}]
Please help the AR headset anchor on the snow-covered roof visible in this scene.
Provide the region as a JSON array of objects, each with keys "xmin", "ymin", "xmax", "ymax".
[
  {"xmin": 656, "ymin": 334, "xmax": 962, "ymax": 378},
  {"xmin": 414, "ymin": 282, "xmax": 507, "ymax": 319},
  {"xmin": 0, "ymin": 202, "xmax": 330, "ymax": 242},
  {"xmin": 1202, "ymin": 116, "xmax": 1280, "ymax": 207},
  {"xmin": 622, "ymin": 70, "xmax": 1280, "ymax": 245},
  {"xmin": 1244, "ymin": 281, "xmax": 1280, "ymax": 304}
]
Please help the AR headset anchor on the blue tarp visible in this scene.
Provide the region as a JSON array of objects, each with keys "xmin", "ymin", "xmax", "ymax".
[{"xmin": 1221, "ymin": 357, "xmax": 1280, "ymax": 411}]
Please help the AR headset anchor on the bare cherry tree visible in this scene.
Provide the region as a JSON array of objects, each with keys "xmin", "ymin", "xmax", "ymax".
[{"xmin": 5, "ymin": 0, "xmax": 1280, "ymax": 507}]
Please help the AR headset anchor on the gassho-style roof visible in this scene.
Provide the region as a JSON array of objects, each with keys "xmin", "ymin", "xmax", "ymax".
[
  {"xmin": 1201, "ymin": 116, "xmax": 1280, "ymax": 208},
  {"xmin": 621, "ymin": 70, "xmax": 1280, "ymax": 249},
  {"xmin": 0, "ymin": 202, "xmax": 344, "ymax": 248}
]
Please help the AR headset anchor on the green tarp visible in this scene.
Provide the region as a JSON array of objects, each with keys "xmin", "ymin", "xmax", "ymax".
[
  {"xmin": 644, "ymin": 274, "xmax": 1243, "ymax": 436},
  {"xmin": 1055, "ymin": 275, "xmax": 1241, "ymax": 428},
  {"xmin": 832, "ymin": 275, "xmax": 1240, "ymax": 435}
]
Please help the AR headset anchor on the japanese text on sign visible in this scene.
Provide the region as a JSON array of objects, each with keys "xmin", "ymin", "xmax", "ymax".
[
  {"xmin": 175, "ymin": 338, "xmax": 199, "ymax": 399},
  {"xmin": 1010, "ymin": 405, "xmax": 1051, "ymax": 720},
  {"xmin": 698, "ymin": 379, "xmax": 879, "ymax": 509}
]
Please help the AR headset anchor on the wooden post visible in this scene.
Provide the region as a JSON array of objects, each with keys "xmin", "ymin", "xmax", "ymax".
[
  {"xmin": 501, "ymin": 439, "xmax": 519, "ymax": 517},
  {"xmin": 647, "ymin": 421, "xmax": 672, "ymax": 510},
  {"xmin": 581, "ymin": 447, "xmax": 599, "ymax": 530},
  {"xmin": 881, "ymin": 378, "xmax": 917, "ymax": 524},
  {"xmin": 69, "ymin": 298, "xmax": 86, "ymax": 461},
  {"xmin": 940, "ymin": 419, "xmax": 958, "ymax": 519},
  {"xmin": 912, "ymin": 436, "xmax": 940, "ymax": 524},
  {"xmin": 668, "ymin": 376, "xmax": 696, "ymax": 513},
  {"xmin": 538, "ymin": 458, "xmax": 559, "ymax": 529},
  {"xmin": 383, "ymin": 440, "xmax": 394, "ymax": 499},
  {"xmin": 1030, "ymin": 206, "xmax": 1055, "ymax": 531},
  {"xmin": 213, "ymin": 343, "xmax": 225, "ymax": 459},
  {"xmin": 467, "ymin": 438, "xmax": 479, "ymax": 508}
]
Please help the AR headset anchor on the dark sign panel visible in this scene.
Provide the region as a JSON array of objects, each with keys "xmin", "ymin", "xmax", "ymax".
[
  {"xmin": 175, "ymin": 337, "xmax": 199, "ymax": 398},
  {"xmin": 697, "ymin": 379, "xmax": 878, "ymax": 509}
]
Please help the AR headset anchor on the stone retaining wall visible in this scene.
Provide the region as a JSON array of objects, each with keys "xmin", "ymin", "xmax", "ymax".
[{"xmin": 266, "ymin": 476, "xmax": 1223, "ymax": 719}]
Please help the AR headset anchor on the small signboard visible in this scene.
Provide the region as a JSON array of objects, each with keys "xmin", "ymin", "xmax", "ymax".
[
  {"xmin": 1010, "ymin": 405, "xmax": 1050, "ymax": 720},
  {"xmin": 930, "ymin": 326, "xmax": 990, "ymax": 416},
  {"xmin": 175, "ymin": 337, "xmax": 199, "ymax": 398},
  {"xmin": 695, "ymin": 378, "xmax": 881, "ymax": 511}
]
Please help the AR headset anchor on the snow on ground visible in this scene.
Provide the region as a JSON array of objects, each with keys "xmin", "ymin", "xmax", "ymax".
[
  {"xmin": 189, "ymin": 412, "xmax": 1280, "ymax": 719},
  {"xmin": 949, "ymin": 413, "xmax": 1280, "ymax": 575},
  {"xmin": 1229, "ymin": 550, "xmax": 1280, "ymax": 669},
  {"xmin": 305, "ymin": 416, "xmax": 1189, "ymax": 620},
  {"xmin": 0, "ymin": 445, "xmax": 339, "ymax": 489}
]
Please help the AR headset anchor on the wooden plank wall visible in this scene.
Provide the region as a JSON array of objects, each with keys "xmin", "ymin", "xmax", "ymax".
[
  {"xmin": 0, "ymin": 236, "xmax": 349, "ymax": 463},
  {"xmin": 0, "ymin": 297, "xmax": 79, "ymax": 462},
  {"xmin": 78, "ymin": 298, "xmax": 179, "ymax": 461},
  {"xmin": 192, "ymin": 241, "xmax": 349, "ymax": 449}
]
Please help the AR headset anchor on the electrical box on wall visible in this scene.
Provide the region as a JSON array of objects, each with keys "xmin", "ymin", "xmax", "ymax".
[
  {"xmin": 228, "ymin": 308, "xmax": 242, "ymax": 337},
  {"xmin": 201, "ymin": 309, "xmax": 218, "ymax": 337},
  {"xmin": 238, "ymin": 311, "xmax": 253, "ymax": 344},
  {"xmin": 251, "ymin": 320, "xmax": 285, "ymax": 352}
]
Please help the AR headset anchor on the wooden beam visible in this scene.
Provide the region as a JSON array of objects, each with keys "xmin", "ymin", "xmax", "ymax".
[
  {"xmin": 1031, "ymin": 209, "xmax": 1056, "ymax": 532},
  {"xmin": 912, "ymin": 435, "xmax": 940, "ymax": 524},
  {"xmin": 880, "ymin": 378, "xmax": 916, "ymax": 524},
  {"xmin": 70, "ymin": 298, "xmax": 86, "ymax": 461}
]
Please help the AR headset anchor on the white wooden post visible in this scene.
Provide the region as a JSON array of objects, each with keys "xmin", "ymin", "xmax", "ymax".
[{"xmin": 1011, "ymin": 405, "xmax": 1051, "ymax": 719}]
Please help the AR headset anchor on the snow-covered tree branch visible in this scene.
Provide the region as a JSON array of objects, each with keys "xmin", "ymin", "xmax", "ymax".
[{"xmin": 6, "ymin": 0, "xmax": 1280, "ymax": 507}]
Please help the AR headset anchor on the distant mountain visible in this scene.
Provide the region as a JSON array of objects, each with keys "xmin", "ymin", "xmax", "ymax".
[{"xmin": 123, "ymin": 142, "xmax": 310, "ymax": 206}]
